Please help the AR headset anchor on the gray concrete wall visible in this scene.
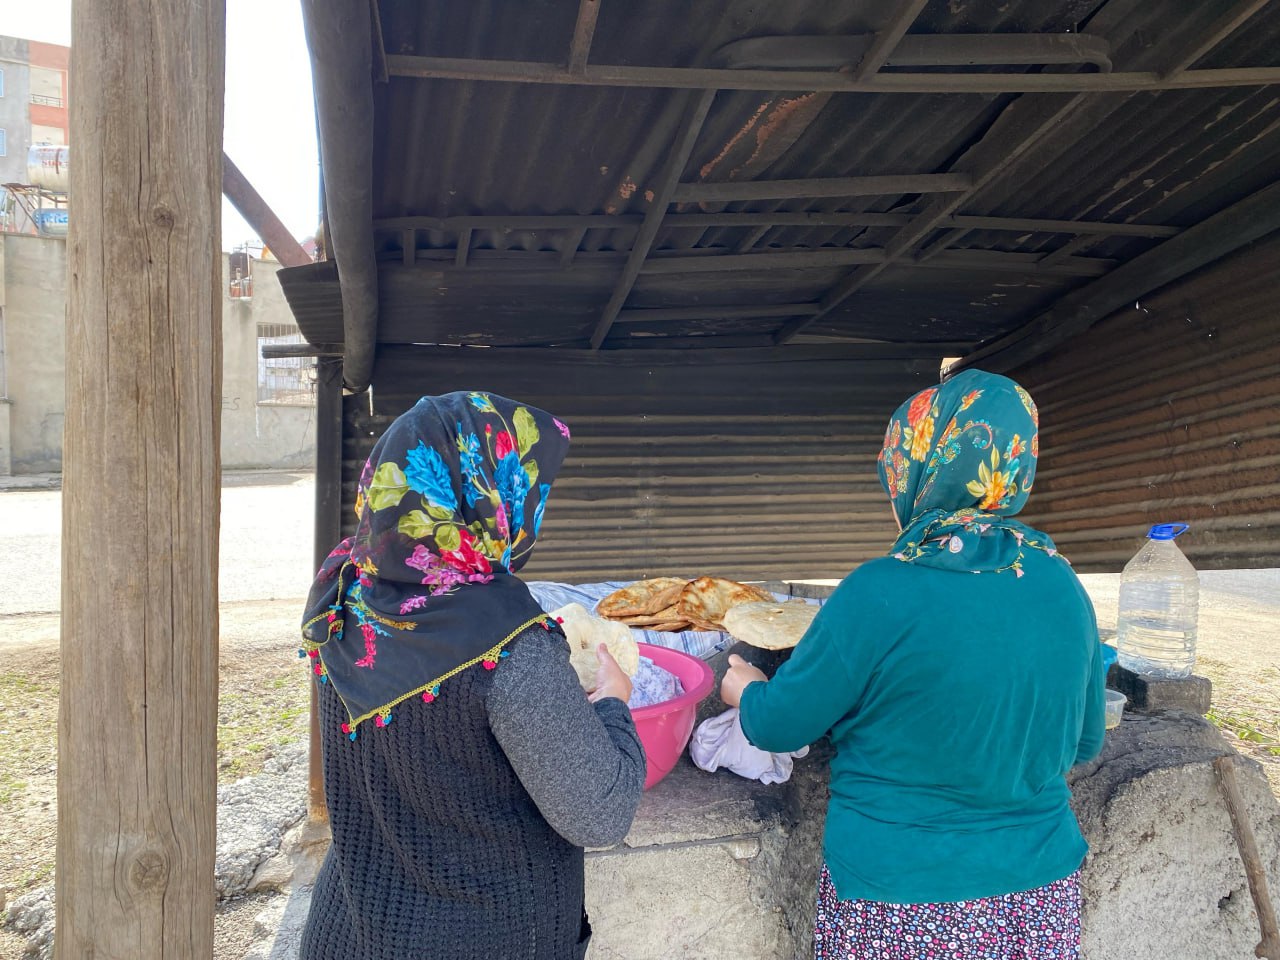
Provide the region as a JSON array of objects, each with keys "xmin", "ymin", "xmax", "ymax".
[
  {"xmin": 3, "ymin": 234, "xmax": 65, "ymax": 472},
  {"xmin": 0, "ymin": 37, "xmax": 31, "ymax": 187},
  {"xmin": 0, "ymin": 235, "xmax": 315, "ymax": 473},
  {"xmin": 219, "ymin": 256, "xmax": 316, "ymax": 469}
]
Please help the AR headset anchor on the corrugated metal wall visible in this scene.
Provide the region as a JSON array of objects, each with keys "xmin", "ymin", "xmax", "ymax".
[
  {"xmin": 1010, "ymin": 231, "xmax": 1280, "ymax": 572},
  {"xmin": 342, "ymin": 348, "xmax": 936, "ymax": 582}
]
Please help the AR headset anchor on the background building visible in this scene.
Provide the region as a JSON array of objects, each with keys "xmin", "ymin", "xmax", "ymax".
[{"xmin": 0, "ymin": 35, "xmax": 70, "ymax": 236}]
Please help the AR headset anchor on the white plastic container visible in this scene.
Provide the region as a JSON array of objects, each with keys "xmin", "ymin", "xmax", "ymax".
[
  {"xmin": 1116, "ymin": 523, "xmax": 1199, "ymax": 679},
  {"xmin": 1104, "ymin": 689, "xmax": 1127, "ymax": 729}
]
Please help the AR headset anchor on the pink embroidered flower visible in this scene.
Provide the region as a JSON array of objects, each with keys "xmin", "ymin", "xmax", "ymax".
[
  {"xmin": 495, "ymin": 502, "xmax": 510, "ymax": 539},
  {"xmin": 400, "ymin": 594, "xmax": 431, "ymax": 614},
  {"xmin": 406, "ymin": 543, "xmax": 472, "ymax": 595},
  {"xmin": 355, "ymin": 622, "xmax": 377, "ymax": 668},
  {"xmin": 406, "ymin": 544, "xmax": 436, "ymax": 573},
  {"xmin": 554, "ymin": 418, "xmax": 571, "ymax": 439},
  {"xmin": 494, "ymin": 430, "xmax": 516, "ymax": 460}
]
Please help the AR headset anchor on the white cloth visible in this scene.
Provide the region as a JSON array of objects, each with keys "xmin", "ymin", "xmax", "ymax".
[{"xmin": 689, "ymin": 708, "xmax": 809, "ymax": 785}]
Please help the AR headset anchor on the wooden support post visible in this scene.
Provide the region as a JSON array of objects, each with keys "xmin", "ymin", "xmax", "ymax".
[
  {"xmin": 309, "ymin": 357, "xmax": 345, "ymax": 821},
  {"xmin": 57, "ymin": 0, "xmax": 225, "ymax": 956}
]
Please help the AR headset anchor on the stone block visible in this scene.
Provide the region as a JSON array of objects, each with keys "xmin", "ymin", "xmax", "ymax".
[
  {"xmin": 1069, "ymin": 711, "xmax": 1280, "ymax": 960},
  {"xmin": 1107, "ymin": 664, "xmax": 1212, "ymax": 715}
]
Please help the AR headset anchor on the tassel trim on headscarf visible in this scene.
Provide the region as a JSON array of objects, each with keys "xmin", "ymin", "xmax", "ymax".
[{"xmin": 300, "ymin": 610, "xmax": 558, "ymax": 739}]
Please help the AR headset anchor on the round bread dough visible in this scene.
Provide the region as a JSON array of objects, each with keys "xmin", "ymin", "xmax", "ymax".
[
  {"xmin": 552, "ymin": 602, "xmax": 641, "ymax": 691},
  {"xmin": 722, "ymin": 600, "xmax": 818, "ymax": 650}
]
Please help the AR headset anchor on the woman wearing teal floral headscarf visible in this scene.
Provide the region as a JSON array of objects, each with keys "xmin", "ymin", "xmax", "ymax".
[{"xmin": 723, "ymin": 370, "xmax": 1105, "ymax": 960}]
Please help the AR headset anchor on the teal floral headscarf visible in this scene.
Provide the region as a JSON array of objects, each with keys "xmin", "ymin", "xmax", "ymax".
[{"xmin": 877, "ymin": 369, "xmax": 1063, "ymax": 575}]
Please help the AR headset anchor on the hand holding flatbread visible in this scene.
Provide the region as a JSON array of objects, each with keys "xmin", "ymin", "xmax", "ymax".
[
  {"xmin": 722, "ymin": 600, "xmax": 818, "ymax": 651},
  {"xmin": 552, "ymin": 603, "xmax": 640, "ymax": 691}
]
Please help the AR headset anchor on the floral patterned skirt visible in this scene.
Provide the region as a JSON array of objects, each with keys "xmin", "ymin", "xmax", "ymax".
[{"xmin": 813, "ymin": 865, "xmax": 1081, "ymax": 960}]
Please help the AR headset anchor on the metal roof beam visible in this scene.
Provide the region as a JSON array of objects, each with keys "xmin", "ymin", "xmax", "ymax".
[
  {"xmin": 1036, "ymin": 234, "xmax": 1100, "ymax": 268},
  {"xmin": 1160, "ymin": 0, "xmax": 1273, "ymax": 79},
  {"xmin": 955, "ymin": 178, "xmax": 1280, "ymax": 372},
  {"xmin": 372, "ymin": 211, "xmax": 1182, "ymax": 236},
  {"xmin": 637, "ymin": 248, "xmax": 1113, "ymax": 277},
  {"xmin": 774, "ymin": 57, "xmax": 1156, "ymax": 344},
  {"xmin": 615, "ymin": 304, "xmax": 823, "ymax": 323},
  {"xmin": 385, "ymin": 55, "xmax": 1280, "ymax": 94},
  {"xmin": 567, "ymin": 0, "xmax": 600, "ymax": 74},
  {"xmin": 671, "ymin": 173, "xmax": 972, "ymax": 203},
  {"xmin": 589, "ymin": 89, "xmax": 717, "ymax": 350},
  {"xmin": 853, "ymin": 0, "xmax": 931, "ymax": 80},
  {"xmin": 221, "ymin": 153, "xmax": 312, "ymax": 268},
  {"xmin": 719, "ymin": 33, "xmax": 1113, "ymax": 72}
]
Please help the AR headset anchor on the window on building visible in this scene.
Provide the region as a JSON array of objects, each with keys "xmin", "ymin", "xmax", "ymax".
[
  {"xmin": 0, "ymin": 129, "xmax": 7, "ymax": 158},
  {"xmin": 31, "ymin": 124, "xmax": 65, "ymax": 146},
  {"xmin": 0, "ymin": 68, "xmax": 6, "ymax": 98},
  {"xmin": 257, "ymin": 324, "xmax": 316, "ymax": 406},
  {"xmin": 29, "ymin": 67, "xmax": 63, "ymax": 107}
]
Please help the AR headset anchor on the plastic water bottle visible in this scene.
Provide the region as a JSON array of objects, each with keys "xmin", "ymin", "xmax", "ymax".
[{"xmin": 1116, "ymin": 523, "xmax": 1199, "ymax": 679}]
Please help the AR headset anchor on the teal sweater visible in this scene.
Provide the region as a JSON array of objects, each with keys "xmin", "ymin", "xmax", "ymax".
[{"xmin": 740, "ymin": 550, "xmax": 1105, "ymax": 905}]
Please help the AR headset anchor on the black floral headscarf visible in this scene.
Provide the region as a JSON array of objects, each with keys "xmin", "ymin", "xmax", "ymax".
[{"xmin": 301, "ymin": 392, "xmax": 571, "ymax": 735}]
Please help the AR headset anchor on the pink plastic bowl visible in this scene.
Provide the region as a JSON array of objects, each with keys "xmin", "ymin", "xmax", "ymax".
[{"xmin": 631, "ymin": 643, "xmax": 716, "ymax": 790}]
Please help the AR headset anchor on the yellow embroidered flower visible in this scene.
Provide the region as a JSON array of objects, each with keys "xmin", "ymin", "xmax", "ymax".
[
  {"xmin": 959, "ymin": 389, "xmax": 983, "ymax": 411},
  {"xmin": 966, "ymin": 449, "xmax": 1014, "ymax": 509},
  {"xmin": 355, "ymin": 488, "xmax": 366, "ymax": 518},
  {"xmin": 908, "ymin": 415, "xmax": 935, "ymax": 462},
  {"xmin": 1031, "ymin": 434, "xmax": 1039, "ymax": 458}
]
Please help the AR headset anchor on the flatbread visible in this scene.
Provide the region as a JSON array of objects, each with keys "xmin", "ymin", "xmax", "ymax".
[
  {"xmin": 676, "ymin": 577, "xmax": 775, "ymax": 631},
  {"xmin": 723, "ymin": 600, "xmax": 818, "ymax": 650},
  {"xmin": 552, "ymin": 603, "xmax": 640, "ymax": 691},
  {"xmin": 596, "ymin": 578, "xmax": 688, "ymax": 618}
]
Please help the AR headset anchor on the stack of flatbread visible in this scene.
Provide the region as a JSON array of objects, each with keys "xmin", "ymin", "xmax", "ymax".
[{"xmin": 596, "ymin": 576, "xmax": 775, "ymax": 632}]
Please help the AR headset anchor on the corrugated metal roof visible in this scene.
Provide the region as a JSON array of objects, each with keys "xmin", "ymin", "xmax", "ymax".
[
  {"xmin": 1013, "ymin": 230, "xmax": 1280, "ymax": 571},
  {"xmin": 284, "ymin": 0, "xmax": 1280, "ymax": 356}
]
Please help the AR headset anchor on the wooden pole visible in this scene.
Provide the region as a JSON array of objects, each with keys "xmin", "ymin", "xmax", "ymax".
[
  {"xmin": 308, "ymin": 357, "xmax": 345, "ymax": 822},
  {"xmin": 57, "ymin": 0, "xmax": 224, "ymax": 956}
]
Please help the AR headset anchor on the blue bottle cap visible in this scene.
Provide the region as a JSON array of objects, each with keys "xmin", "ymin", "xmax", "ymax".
[{"xmin": 1148, "ymin": 523, "xmax": 1190, "ymax": 541}]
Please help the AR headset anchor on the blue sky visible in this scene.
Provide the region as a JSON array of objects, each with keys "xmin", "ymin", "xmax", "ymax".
[{"xmin": 0, "ymin": 0, "xmax": 320, "ymax": 252}]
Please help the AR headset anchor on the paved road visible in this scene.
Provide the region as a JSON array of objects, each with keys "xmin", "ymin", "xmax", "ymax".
[
  {"xmin": 0, "ymin": 471, "xmax": 317, "ymax": 617},
  {"xmin": 0, "ymin": 471, "xmax": 1274, "ymax": 620}
]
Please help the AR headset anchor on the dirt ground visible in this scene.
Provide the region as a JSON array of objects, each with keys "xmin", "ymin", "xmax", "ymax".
[{"xmin": 0, "ymin": 474, "xmax": 1276, "ymax": 958}]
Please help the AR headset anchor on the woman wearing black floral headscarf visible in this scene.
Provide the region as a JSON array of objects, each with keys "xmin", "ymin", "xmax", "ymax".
[{"xmin": 299, "ymin": 392, "xmax": 645, "ymax": 960}]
